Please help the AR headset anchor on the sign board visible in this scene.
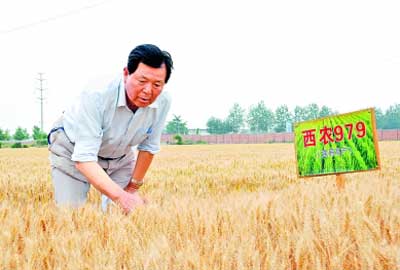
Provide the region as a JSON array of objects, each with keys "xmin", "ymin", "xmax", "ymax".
[{"xmin": 294, "ymin": 108, "xmax": 381, "ymax": 177}]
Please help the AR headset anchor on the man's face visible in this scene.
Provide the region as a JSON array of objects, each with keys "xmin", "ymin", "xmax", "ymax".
[{"xmin": 124, "ymin": 62, "xmax": 166, "ymax": 108}]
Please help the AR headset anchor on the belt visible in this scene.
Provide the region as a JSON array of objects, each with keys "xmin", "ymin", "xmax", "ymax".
[
  {"xmin": 47, "ymin": 127, "xmax": 65, "ymax": 144},
  {"xmin": 98, "ymin": 154, "xmax": 126, "ymax": 161}
]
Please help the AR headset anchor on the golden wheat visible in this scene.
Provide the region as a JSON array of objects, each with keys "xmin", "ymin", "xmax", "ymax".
[{"xmin": 0, "ymin": 142, "xmax": 399, "ymax": 270}]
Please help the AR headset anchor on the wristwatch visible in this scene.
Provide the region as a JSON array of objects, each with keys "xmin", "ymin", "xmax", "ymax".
[{"xmin": 131, "ymin": 177, "xmax": 144, "ymax": 187}]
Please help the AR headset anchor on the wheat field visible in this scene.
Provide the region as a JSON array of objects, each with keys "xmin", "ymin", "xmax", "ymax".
[{"xmin": 0, "ymin": 142, "xmax": 399, "ymax": 270}]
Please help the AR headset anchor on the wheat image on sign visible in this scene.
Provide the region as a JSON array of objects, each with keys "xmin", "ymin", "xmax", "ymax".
[{"xmin": 294, "ymin": 108, "xmax": 381, "ymax": 177}]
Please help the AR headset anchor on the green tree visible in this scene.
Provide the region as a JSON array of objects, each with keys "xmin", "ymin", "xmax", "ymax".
[
  {"xmin": 383, "ymin": 104, "xmax": 400, "ymax": 129},
  {"xmin": 374, "ymin": 107, "xmax": 385, "ymax": 129},
  {"xmin": 247, "ymin": 101, "xmax": 275, "ymax": 133},
  {"xmin": 293, "ymin": 106, "xmax": 307, "ymax": 123},
  {"xmin": 165, "ymin": 115, "xmax": 189, "ymax": 134},
  {"xmin": 319, "ymin": 105, "xmax": 334, "ymax": 118},
  {"xmin": 13, "ymin": 127, "xmax": 30, "ymax": 140},
  {"xmin": 274, "ymin": 105, "xmax": 292, "ymax": 132},
  {"xmin": 206, "ymin": 117, "xmax": 226, "ymax": 134},
  {"xmin": 0, "ymin": 128, "xmax": 11, "ymax": 141},
  {"xmin": 173, "ymin": 134, "xmax": 183, "ymax": 145},
  {"xmin": 304, "ymin": 103, "xmax": 319, "ymax": 120},
  {"xmin": 225, "ymin": 103, "xmax": 245, "ymax": 133},
  {"xmin": 32, "ymin": 125, "xmax": 47, "ymax": 140}
]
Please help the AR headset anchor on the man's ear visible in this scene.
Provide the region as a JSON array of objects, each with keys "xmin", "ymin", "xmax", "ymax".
[
  {"xmin": 123, "ymin": 67, "xmax": 129, "ymax": 83},
  {"xmin": 123, "ymin": 67, "xmax": 129, "ymax": 76}
]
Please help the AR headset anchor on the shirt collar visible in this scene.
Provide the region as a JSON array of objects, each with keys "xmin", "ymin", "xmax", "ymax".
[
  {"xmin": 117, "ymin": 79, "xmax": 127, "ymax": 108},
  {"xmin": 117, "ymin": 78, "xmax": 161, "ymax": 109}
]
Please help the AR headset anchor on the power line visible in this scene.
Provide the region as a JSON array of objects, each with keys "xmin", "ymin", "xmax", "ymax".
[{"xmin": 0, "ymin": 0, "xmax": 112, "ymax": 34}]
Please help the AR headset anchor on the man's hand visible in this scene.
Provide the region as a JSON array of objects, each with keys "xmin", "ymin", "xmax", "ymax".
[{"xmin": 115, "ymin": 190, "xmax": 147, "ymax": 214}]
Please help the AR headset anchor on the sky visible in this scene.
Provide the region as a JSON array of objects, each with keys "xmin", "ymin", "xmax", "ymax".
[{"xmin": 0, "ymin": 0, "xmax": 399, "ymax": 133}]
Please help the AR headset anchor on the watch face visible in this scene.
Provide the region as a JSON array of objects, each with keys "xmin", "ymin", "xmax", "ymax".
[{"xmin": 132, "ymin": 178, "xmax": 144, "ymax": 186}]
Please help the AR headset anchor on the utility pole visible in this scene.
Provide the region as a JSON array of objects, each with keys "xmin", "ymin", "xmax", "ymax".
[{"xmin": 37, "ymin": 73, "xmax": 46, "ymax": 131}]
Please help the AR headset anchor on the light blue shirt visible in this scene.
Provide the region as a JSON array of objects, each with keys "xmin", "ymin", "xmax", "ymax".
[{"xmin": 62, "ymin": 76, "xmax": 171, "ymax": 162}]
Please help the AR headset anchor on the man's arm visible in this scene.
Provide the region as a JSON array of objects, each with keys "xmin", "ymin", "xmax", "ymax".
[
  {"xmin": 125, "ymin": 151, "xmax": 154, "ymax": 192},
  {"xmin": 75, "ymin": 161, "xmax": 145, "ymax": 212},
  {"xmin": 133, "ymin": 150, "xmax": 154, "ymax": 180},
  {"xmin": 75, "ymin": 161, "xmax": 123, "ymax": 200}
]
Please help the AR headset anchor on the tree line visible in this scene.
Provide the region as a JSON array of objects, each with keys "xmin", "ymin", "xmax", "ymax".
[
  {"xmin": 1, "ymin": 103, "xmax": 399, "ymax": 141},
  {"xmin": 165, "ymin": 103, "xmax": 400, "ymax": 134},
  {"xmin": 0, "ymin": 126, "xmax": 47, "ymax": 141}
]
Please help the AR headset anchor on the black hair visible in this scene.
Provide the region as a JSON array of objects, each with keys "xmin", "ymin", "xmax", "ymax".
[{"xmin": 127, "ymin": 44, "xmax": 173, "ymax": 83}]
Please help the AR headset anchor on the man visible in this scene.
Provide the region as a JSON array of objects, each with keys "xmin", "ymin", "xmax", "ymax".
[{"xmin": 48, "ymin": 44, "xmax": 173, "ymax": 214}]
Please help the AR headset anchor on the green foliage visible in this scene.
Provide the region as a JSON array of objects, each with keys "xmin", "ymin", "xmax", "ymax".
[
  {"xmin": 169, "ymin": 134, "xmax": 207, "ymax": 145},
  {"xmin": 32, "ymin": 126, "xmax": 47, "ymax": 140},
  {"xmin": 11, "ymin": 142, "xmax": 29, "ymax": 148},
  {"xmin": 34, "ymin": 139, "xmax": 48, "ymax": 146},
  {"xmin": 11, "ymin": 142, "xmax": 20, "ymax": 148},
  {"xmin": 375, "ymin": 107, "xmax": 385, "ymax": 129},
  {"xmin": 304, "ymin": 103, "xmax": 320, "ymax": 120},
  {"xmin": 381, "ymin": 104, "xmax": 400, "ymax": 129},
  {"xmin": 206, "ymin": 117, "xmax": 227, "ymax": 134},
  {"xmin": 274, "ymin": 105, "xmax": 292, "ymax": 133},
  {"xmin": 173, "ymin": 134, "xmax": 183, "ymax": 145},
  {"xmin": 0, "ymin": 128, "xmax": 11, "ymax": 141},
  {"xmin": 247, "ymin": 101, "xmax": 274, "ymax": 133},
  {"xmin": 205, "ymin": 103, "xmax": 244, "ymax": 134},
  {"xmin": 293, "ymin": 104, "xmax": 335, "ymax": 124},
  {"xmin": 203, "ymin": 102, "xmax": 399, "ymax": 135},
  {"xmin": 319, "ymin": 105, "xmax": 334, "ymax": 118},
  {"xmin": 225, "ymin": 103, "xmax": 245, "ymax": 133},
  {"xmin": 13, "ymin": 127, "xmax": 30, "ymax": 141},
  {"xmin": 293, "ymin": 106, "xmax": 307, "ymax": 123},
  {"xmin": 165, "ymin": 115, "xmax": 189, "ymax": 135}
]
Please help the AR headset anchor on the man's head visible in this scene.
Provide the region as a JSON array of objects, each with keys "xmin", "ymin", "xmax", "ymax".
[{"xmin": 123, "ymin": 44, "xmax": 173, "ymax": 110}]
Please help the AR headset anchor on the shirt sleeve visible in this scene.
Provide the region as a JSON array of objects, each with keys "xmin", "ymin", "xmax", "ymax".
[
  {"xmin": 137, "ymin": 92, "xmax": 171, "ymax": 154},
  {"xmin": 70, "ymin": 90, "xmax": 104, "ymax": 162}
]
